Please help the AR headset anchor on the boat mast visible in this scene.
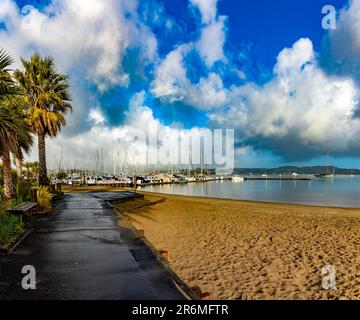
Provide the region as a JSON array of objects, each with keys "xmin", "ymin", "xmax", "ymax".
[{"xmin": 113, "ymin": 145, "xmax": 116, "ymax": 176}]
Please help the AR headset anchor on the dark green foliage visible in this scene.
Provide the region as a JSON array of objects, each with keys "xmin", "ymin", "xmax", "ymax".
[{"xmin": 0, "ymin": 212, "xmax": 25, "ymax": 245}]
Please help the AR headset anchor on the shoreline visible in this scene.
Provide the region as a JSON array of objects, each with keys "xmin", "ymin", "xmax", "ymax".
[
  {"xmin": 138, "ymin": 189, "xmax": 360, "ymax": 211},
  {"xmin": 63, "ymin": 185, "xmax": 360, "ymax": 210},
  {"xmin": 114, "ymin": 191, "xmax": 360, "ymax": 300}
]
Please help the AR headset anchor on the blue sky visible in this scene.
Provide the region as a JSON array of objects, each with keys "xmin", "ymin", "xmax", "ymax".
[{"xmin": 2, "ymin": 0, "xmax": 360, "ymax": 169}]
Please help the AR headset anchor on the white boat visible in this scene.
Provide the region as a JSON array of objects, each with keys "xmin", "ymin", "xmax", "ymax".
[
  {"xmin": 86, "ymin": 176, "xmax": 97, "ymax": 185},
  {"xmin": 315, "ymin": 172, "xmax": 335, "ymax": 178},
  {"xmin": 232, "ymin": 175, "xmax": 245, "ymax": 182}
]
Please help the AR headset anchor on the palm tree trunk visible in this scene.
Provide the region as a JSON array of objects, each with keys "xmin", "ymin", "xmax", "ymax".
[
  {"xmin": 15, "ymin": 156, "xmax": 23, "ymax": 180},
  {"xmin": 38, "ymin": 133, "xmax": 48, "ymax": 186},
  {"xmin": 2, "ymin": 150, "xmax": 13, "ymax": 199}
]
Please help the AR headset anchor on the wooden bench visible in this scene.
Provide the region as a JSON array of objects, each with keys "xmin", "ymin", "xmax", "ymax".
[{"xmin": 6, "ymin": 202, "xmax": 38, "ymax": 222}]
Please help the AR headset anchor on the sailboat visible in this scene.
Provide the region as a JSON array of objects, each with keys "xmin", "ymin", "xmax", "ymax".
[
  {"xmin": 315, "ymin": 153, "xmax": 335, "ymax": 178},
  {"xmin": 315, "ymin": 171, "xmax": 335, "ymax": 178}
]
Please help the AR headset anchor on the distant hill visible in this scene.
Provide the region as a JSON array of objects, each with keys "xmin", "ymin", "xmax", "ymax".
[{"xmin": 234, "ymin": 166, "xmax": 360, "ymax": 175}]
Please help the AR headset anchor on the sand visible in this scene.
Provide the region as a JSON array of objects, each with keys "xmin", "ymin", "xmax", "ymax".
[{"xmin": 115, "ymin": 192, "xmax": 360, "ymax": 300}]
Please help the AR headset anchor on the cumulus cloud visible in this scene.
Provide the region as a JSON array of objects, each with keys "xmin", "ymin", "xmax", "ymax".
[
  {"xmin": 4, "ymin": 0, "xmax": 360, "ymax": 167},
  {"xmin": 197, "ymin": 16, "xmax": 227, "ymax": 68},
  {"xmin": 274, "ymin": 38, "xmax": 315, "ymax": 75},
  {"xmin": 152, "ymin": 0, "xmax": 228, "ymax": 107},
  {"xmin": 190, "ymin": 0, "xmax": 227, "ymax": 68},
  {"xmin": 151, "ymin": 44, "xmax": 191, "ymax": 101},
  {"xmin": 0, "ymin": 0, "xmax": 159, "ymax": 140},
  {"xmin": 210, "ymin": 38, "xmax": 360, "ymax": 159},
  {"xmin": 151, "ymin": 44, "xmax": 228, "ymax": 110},
  {"xmin": 29, "ymin": 91, "xmax": 231, "ymax": 171},
  {"xmin": 0, "ymin": 0, "xmax": 157, "ymax": 90}
]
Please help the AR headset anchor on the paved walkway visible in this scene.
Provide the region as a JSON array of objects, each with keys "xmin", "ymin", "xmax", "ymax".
[{"xmin": 0, "ymin": 192, "xmax": 184, "ymax": 300}]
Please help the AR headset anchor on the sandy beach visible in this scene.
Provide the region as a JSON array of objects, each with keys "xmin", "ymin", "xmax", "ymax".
[{"xmin": 115, "ymin": 192, "xmax": 360, "ymax": 300}]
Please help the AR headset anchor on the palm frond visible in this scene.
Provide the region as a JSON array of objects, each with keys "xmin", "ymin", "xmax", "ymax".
[{"xmin": 15, "ymin": 53, "xmax": 73, "ymax": 136}]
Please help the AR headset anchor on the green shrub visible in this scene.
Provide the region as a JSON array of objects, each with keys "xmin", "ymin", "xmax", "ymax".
[
  {"xmin": 37, "ymin": 186, "xmax": 53, "ymax": 212},
  {"xmin": 15, "ymin": 180, "xmax": 32, "ymax": 204},
  {"xmin": 0, "ymin": 212, "xmax": 25, "ymax": 245}
]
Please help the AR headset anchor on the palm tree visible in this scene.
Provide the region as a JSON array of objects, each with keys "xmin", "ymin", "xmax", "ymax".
[
  {"xmin": 15, "ymin": 54, "xmax": 72, "ymax": 186},
  {"xmin": 0, "ymin": 50, "xmax": 17, "ymax": 96},
  {"xmin": 30, "ymin": 161, "xmax": 39, "ymax": 179},
  {"xmin": 24, "ymin": 161, "xmax": 32, "ymax": 179},
  {"xmin": 23, "ymin": 161, "xmax": 38, "ymax": 180},
  {"xmin": 3, "ymin": 96, "xmax": 32, "ymax": 181},
  {"xmin": 0, "ymin": 49, "xmax": 32, "ymax": 199},
  {"xmin": 0, "ymin": 110, "xmax": 32, "ymax": 199}
]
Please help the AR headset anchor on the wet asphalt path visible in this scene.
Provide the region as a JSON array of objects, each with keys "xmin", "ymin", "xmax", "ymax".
[{"xmin": 0, "ymin": 192, "xmax": 184, "ymax": 300}]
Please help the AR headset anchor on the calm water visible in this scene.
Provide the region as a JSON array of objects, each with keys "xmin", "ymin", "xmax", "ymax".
[{"xmin": 141, "ymin": 175, "xmax": 360, "ymax": 208}]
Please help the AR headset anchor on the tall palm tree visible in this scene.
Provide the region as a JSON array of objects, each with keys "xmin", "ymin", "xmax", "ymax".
[
  {"xmin": 15, "ymin": 54, "xmax": 72, "ymax": 186},
  {"xmin": 0, "ymin": 50, "xmax": 16, "ymax": 199},
  {"xmin": 0, "ymin": 49, "xmax": 32, "ymax": 199},
  {"xmin": 0, "ymin": 110, "xmax": 32, "ymax": 199}
]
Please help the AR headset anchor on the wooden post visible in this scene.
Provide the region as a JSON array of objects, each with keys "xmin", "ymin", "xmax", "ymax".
[
  {"xmin": 133, "ymin": 175, "xmax": 137, "ymax": 191},
  {"xmin": 56, "ymin": 183, "xmax": 62, "ymax": 193},
  {"xmin": 50, "ymin": 184, "xmax": 56, "ymax": 193},
  {"xmin": 160, "ymin": 250, "xmax": 169, "ymax": 261},
  {"xmin": 30, "ymin": 188, "xmax": 38, "ymax": 202}
]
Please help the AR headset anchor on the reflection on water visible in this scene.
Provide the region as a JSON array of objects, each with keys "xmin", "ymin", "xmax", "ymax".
[{"xmin": 141, "ymin": 176, "xmax": 360, "ymax": 208}]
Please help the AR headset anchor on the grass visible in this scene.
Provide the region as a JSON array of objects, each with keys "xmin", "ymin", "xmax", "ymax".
[{"xmin": 0, "ymin": 210, "xmax": 25, "ymax": 246}]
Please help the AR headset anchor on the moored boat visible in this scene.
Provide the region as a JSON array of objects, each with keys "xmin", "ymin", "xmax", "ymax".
[
  {"xmin": 232, "ymin": 175, "xmax": 245, "ymax": 182},
  {"xmin": 315, "ymin": 172, "xmax": 335, "ymax": 178}
]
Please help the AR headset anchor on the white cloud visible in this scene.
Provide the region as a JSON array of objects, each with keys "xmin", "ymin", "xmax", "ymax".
[
  {"xmin": 9, "ymin": 0, "xmax": 360, "ymax": 166},
  {"xmin": 151, "ymin": 44, "xmax": 228, "ymax": 110},
  {"xmin": 0, "ymin": 0, "xmax": 159, "ymax": 151},
  {"xmin": 0, "ymin": 0, "xmax": 157, "ymax": 90},
  {"xmin": 151, "ymin": 0, "xmax": 228, "ymax": 107},
  {"xmin": 274, "ymin": 38, "xmax": 315, "ymax": 75},
  {"xmin": 197, "ymin": 16, "xmax": 227, "ymax": 68},
  {"xmin": 28, "ymin": 91, "xmax": 223, "ymax": 171},
  {"xmin": 151, "ymin": 44, "xmax": 191, "ymax": 101},
  {"xmin": 189, "ymin": 72, "xmax": 228, "ymax": 109},
  {"xmin": 190, "ymin": 0, "xmax": 218, "ymax": 24},
  {"xmin": 89, "ymin": 109, "xmax": 106, "ymax": 125},
  {"xmin": 210, "ymin": 38, "xmax": 360, "ymax": 159}
]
